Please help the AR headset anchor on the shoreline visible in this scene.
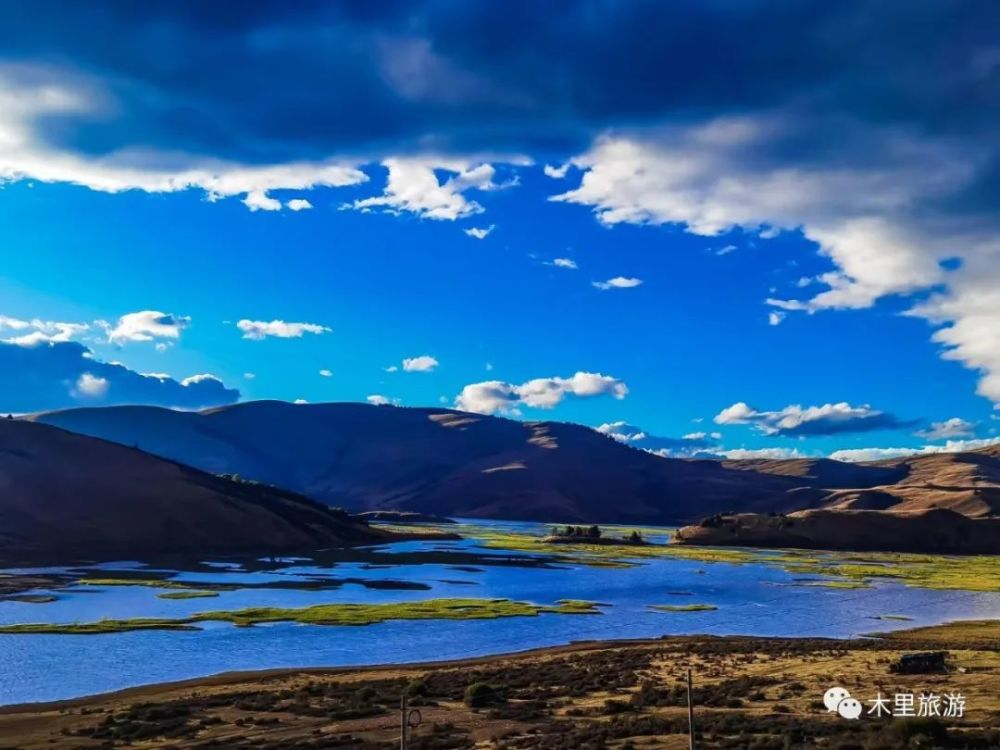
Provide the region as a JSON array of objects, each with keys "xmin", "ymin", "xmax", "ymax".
[
  {"xmin": 2, "ymin": 619, "xmax": 997, "ymax": 749},
  {"xmin": 2, "ymin": 618, "xmax": 994, "ymax": 715}
]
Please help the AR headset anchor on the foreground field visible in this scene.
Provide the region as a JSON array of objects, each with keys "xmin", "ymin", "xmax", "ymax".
[{"xmin": 1, "ymin": 621, "xmax": 997, "ymax": 749}]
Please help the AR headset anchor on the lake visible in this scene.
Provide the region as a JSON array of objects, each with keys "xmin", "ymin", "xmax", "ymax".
[{"xmin": 1, "ymin": 519, "xmax": 998, "ymax": 706}]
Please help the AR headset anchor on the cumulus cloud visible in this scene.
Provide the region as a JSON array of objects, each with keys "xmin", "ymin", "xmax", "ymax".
[
  {"xmin": 717, "ymin": 447, "xmax": 806, "ymax": 460},
  {"xmin": 464, "ymin": 225, "xmax": 494, "ymax": 239},
  {"xmin": 551, "ymin": 114, "xmax": 1000, "ymax": 406},
  {"xmin": 830, "ymin": 437, "xmax": 1000, "ymax": 463},
  {"xmin": 768, "ymin": 311, "xmax": 786, "ymax": 326},
  {"xmin": 319, "ymin": 369, "xmax": 333, "ymax": 377},
  {"xmin": 915, "ymin": 417, "xmax": 976, "ymax": 441},
  {"xmin": 549, "ymin": 258, "xmax": 578, "ymax": 270},
  {"xmin": 595, "ymin": 420, "xmax": 720, "ymax": 457},
  {"xmin": 456, "ymin": 371, "xmax": 627, "ymax": 415},
  {"xmin": 74, "ymin": 372, "xmax": 109, "ymax": 398},
  {"xmin": 592, "ymin": 276, "xmax": 642, "ymax": 290},
  {"xmin": 0, "ymin": 316, "xmax": 90, "ymax": 346},
  {"xmin": 367, "ymin": 394, "xmax": 400, "ymax": 406},
  {"xmin": 402, "ymin": 355, "xmax": 439, "ymax": 372},
  {"xmin": 349, "ymin": 158, "xmax": 518, "ymax": 220},
  {"xmin": 714, "ymin": 401, "xmax": 908, "ymax": 437},
  {"xmin": 0, "ymin": 341, "xmax": 239, "ymax": 412},
  {"xmin": 286, "ymin": 198, "xmax": 313, "ymax": 211},
  {"xmin": 180, "ymin": 373, "xmax": 224, "ymax": 387},
  {"xmin": 0, "ymin": 65, "xmax": 366, "ymax": 211},
  {"xmin": 237, "ymin": 319, "xmax": 331, "ymax": 340},
  {"xmin": 543, "ymin": 164, "xmax": 570, "ymax": 179},
  {"xmin": 102, "ymin": 311, "xmax": 189, "ymax": 344}
]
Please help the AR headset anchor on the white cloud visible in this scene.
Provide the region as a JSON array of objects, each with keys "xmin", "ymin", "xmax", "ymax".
[
  {"xmin": 286, "ymin": 198, "xmax": 313, "ymax": 211},
  {"xmin": 915, "ymin": 417, "xmax": 975, "ymax": 440},
  {"xmin": 74, "ymin": 372, "xmax": 109, "ymax": 398},
  {"xmin": 543, "ymin": 163, "xmax": 570, "ymax": 179},
  {"xmin": 402, "ymin": 355, "xmax": 439, "ymax": 372},
  {"xmin": 349, "ymin": 157, "xmax": 518, "ymax": 220},
  {"xmin": 716, "ymin": 244, "xmax": 737, "ymax": 256},
  {"xmin": 683, "ymin": 431, "xmax": 722, "ymax": 441},
  {"xmin": 550, "ymin": 257, "xmax": 578, "ymax": 269},
  {"xmin": 1, "ymin": 317, "xmax": 89, "ymax": 346},
  {"xmin": 592, "ymin": 276, "xmax": 642, "ymax": 291},
  {"xmin": 384, "ymin": 365, "xmax": 399, "ymax": 373},
  {"xmin": 714, "ymin": 400, "xmax": 903, "ymax": 436},
  {"xmin": 830, "ymin": 436, "xmax": 1000, "ymax": 463},
  {"xmin": 243, "ymin": 372, "xmax": 256, "ymax": 380},
  {"xmin": 464, "ymin": 225, "xmax": 494, "ymax": 239},
  {"xmin": 103, "ymin": 311, "xmax": 189, "ymax": 344},
  {"xmin": 367, "ymin": 394, "xmax": 396, "ymax": 406},
  {"xmin": 242, "ymin": 189, "xmax": 282, "ymax": 211},
  {"xmin": 549, "ymin": 116, "xmax": 1000, "ymax": 406},
  {"xmin": 293, "ymin": 398, "xmax": 309, "ymax": 404},
  {"xmin": 768, "ymin": 311, "xmax": 786, "ymax": 326},
  {"xmin": 0, "ymin": 315, "xmax": 30, "ymax": 330},
  {"xmin": 180, "ymin": 373, "xmax": 223, "ymax": 387},
  {"xmin": 0, "ymin": 66, "xmax": 367, "ymax": 212},
  {"xmin": 595, "ymin": 421, "xmax": 722, "ymax": 457},
  {"xmin": 717, "ymin": 447, "xmax": 805, "ymax": 460},
  {"xmin": 319, "ymin": 368, "xmax": 333, "ymax": 377},
  {"xmin": 456, "ymin": 371, "xmax": 627, "ymax": 415},
  {"xmin": 237, "ymin": 319, "xmax": 331, "ymax": 340},
  {"xmin": 595, "ymin": 421, "xmax": 648, "ymax": 442}
]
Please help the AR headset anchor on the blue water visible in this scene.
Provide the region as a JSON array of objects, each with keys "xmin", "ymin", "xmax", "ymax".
[{"xmin": 1, "ymin": 520, "xmax": 997, "ymax": 706}]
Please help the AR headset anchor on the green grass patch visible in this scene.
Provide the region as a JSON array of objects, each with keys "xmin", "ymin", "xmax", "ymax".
[
  {"xmin": 156, "ymin": 590, "xmax": 220, "ymax": 600},
  {"xmin": 1, "ymin": 594, "xmax": 58, "ymax": 603},
  {"xmin": 453, "ymin": 523, "xmax": 1000, "ymax": 593},
  {"xmin": 77, "ymin": 578, "xmax": 195, "ymax": 590},
  {"xmin": 790, "ymin": 579, "xmax": 871, "ymax": 589},
  {"xmin": 0, "ymin": 597, "xmax": 603, "ymax": 634},
  {"xmin": 648, "ymin": 604, "xmax": 718, "ymax": 613},
  {"xmin": 0, "ymin": 618, "xmax": 199, "ymax": 634}
]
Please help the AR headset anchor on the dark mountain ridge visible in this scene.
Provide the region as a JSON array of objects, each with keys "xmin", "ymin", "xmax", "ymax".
[
  {"xmin": 0, "ymin": 419, "xmax": 389, "ymax": 564},
  {"xmin": 31, "ymin": 401, "xmax": 1000, "ymax": 524}
]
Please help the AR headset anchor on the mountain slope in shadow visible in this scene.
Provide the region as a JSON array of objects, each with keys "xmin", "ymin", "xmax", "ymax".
[
  {"xmin": 0, "ymin": 419, "xmax": 387, "ymax": 564},
  {"xmin": 33, "ymin": 401, "xmax": 824, "ymax": 524},
  {"xmin": 32, "ymin": 401, "xmax": 1000, "ymax": 524}
]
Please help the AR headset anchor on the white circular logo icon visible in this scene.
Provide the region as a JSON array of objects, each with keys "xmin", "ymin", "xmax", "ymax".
[
  {"xmin": 824, "ymin": 686, "xmax": 851, "ymax": 713},
  {"xmin": 837, "ymin": 697, "xmax": 863, "ymax": 720}
]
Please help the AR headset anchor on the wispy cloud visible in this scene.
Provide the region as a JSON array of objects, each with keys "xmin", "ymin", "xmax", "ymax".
[
  {"xmin": 592, "ymin": 276, "xmax": 642, "ymax": 291},
  {"xmin": 236, "ymin": 319, "xmax": 331, "ymax": 340},
  {"xmin": 402, "ymin": 355, "xmax": 439, "ymax": 372},
  {"xmin": 715, "ymin": 401, "xmax": 909, "ymax": 437},
  {"xmin": 456, "ymin": 371, "xmax": 627, "ymax": 415}
]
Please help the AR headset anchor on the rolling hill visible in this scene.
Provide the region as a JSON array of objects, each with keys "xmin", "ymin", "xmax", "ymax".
[
  {"xmin": 33, "ymin": 401, "xmax": 827, "ymax": 524},
  {"xmin": 0, "ymin": 418, "xmax": 389, "ymax": 564},
  {"xmin": 675, "ymin": 508, "xmax": 1000, "ymax": 554},
  {"xmin": 31, "ymin": 401, "xmax": 1000, "ymax": 524}
]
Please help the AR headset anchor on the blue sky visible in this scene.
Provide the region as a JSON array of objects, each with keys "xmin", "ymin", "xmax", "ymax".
[{"xmin": 1, "ymin": 1, "xmax": 998, "ymax": 461}]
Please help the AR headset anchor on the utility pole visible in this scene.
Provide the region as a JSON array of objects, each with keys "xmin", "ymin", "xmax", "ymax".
[
  {"xmin": 686, "ymin": 668, "xmax": 696, "ymax": 750},
  {"xmin": 400, "ymin": 692, "xmax": 422, "ymax": 749}
]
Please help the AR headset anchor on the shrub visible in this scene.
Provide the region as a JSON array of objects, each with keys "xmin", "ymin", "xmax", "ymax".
[{"xmin": 464, "ymin": 682, "xmax": 502, "ymax": 708}]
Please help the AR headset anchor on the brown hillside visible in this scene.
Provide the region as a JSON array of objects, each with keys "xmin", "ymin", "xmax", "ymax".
[{"xmin": 0, "ymin": 419, "xmax": 387, "ymax": 564}]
